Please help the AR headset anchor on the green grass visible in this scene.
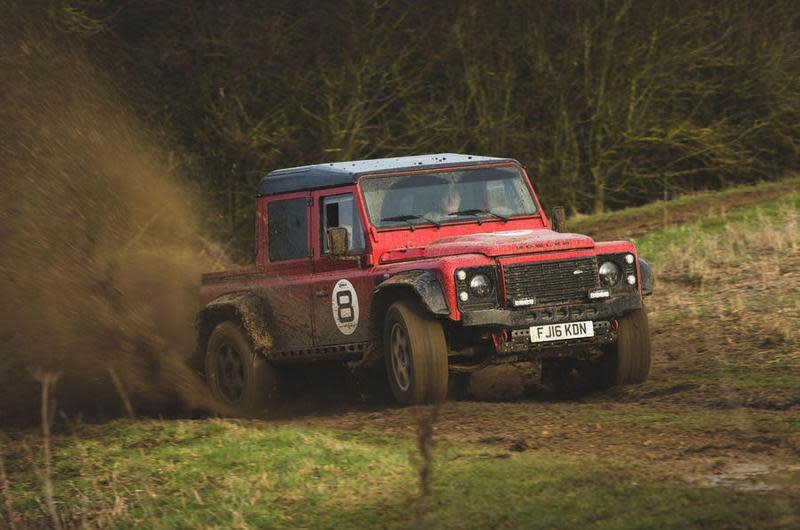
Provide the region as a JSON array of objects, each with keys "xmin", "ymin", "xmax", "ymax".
[
  {"xmin": 7, "ymin": 420, "xmax": 797, "ymax": 529},
  {"xmin": 560, "ymin": 404, "xmax": 796, "ymax": 432},
  {"xmin": 650, "ymin": 306, "xmax": 713, "ymax": 324},
  {"xmin": 711, "ymin": 363, "xmax": 800, "ymax": 391},
  {"xmin": 680, "ymin": 360, "xmax": 799, "ymax": 393},
  {"xmin": 742, "ymin": 292, "xmax": 800, "ymax": 312},
  {"xmin": 430, "ymin": 397, "xmax": 795, "ymax": 433}
]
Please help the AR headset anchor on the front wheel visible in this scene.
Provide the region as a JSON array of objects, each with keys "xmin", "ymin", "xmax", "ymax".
[
  {"xmin": 205, "ymin": 321, "xmax": 278, "ymax": 417},
  {"xmin": 383, "ymin": 300, "xmax": 449, "ymax": 405},
  {"xmin": 599, "ymin": 307, "xmax": 652, "ymax": 387}
]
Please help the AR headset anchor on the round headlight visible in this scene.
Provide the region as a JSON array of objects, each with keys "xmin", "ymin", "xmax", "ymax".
[
  {"xmin": 625, "ymin": 254, "xmax": 635, "ymax": 264},
  {"xmin": 599, "ymin": 261, "xmax": 621, "ymax": 287},
  {"xmin": 469, "ymin": 274, "xmax": 492, "ymax": 297}
]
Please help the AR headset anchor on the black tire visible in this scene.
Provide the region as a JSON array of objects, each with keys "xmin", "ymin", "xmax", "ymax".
[
  {"xmin": 205, "ymin": 321, "xmax": 278, "ymax": 417},
  {"xmin": 383, "ymin": 299, "xmax": 449, "ymax": 405},
  {"xmin": 600, "ymin": 307, "xmax": 652, "ymax": 387}
]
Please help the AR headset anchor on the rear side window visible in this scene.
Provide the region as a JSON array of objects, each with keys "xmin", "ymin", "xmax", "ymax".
[{"xmin": 268, "ymin": 198, "xmax": 308, "ymax": 261}]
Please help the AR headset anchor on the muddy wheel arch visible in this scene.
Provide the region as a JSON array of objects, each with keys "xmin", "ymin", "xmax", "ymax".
[
  {"xmin": 195, "ymin": 292, "xmax": 273, "ymax": 370},
  {"xmin": 371, "ymin": 270, "xmax": 449, "ymax": 338}
]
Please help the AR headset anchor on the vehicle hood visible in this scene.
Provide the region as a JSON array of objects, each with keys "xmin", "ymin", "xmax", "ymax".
[{"xmin": 422, "ymin": 229, "xmax": 594, "ymax": 258}]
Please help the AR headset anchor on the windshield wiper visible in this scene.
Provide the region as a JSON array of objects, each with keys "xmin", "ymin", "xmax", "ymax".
[
  {"xmin": 380, "ymin": 214, "xmax": 441, "ymax": 230},
  {"xmin": 448, "ymin": 208, "xmax": 510, "ymax": 223},
  {"xmin": 482, "ymin": 209, "xmax": 510, "ymax": 222}
]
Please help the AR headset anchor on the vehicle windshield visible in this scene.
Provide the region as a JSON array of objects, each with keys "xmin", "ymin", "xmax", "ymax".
[{"xmin": 360, "ymin": 165, "xmax": 537, "ymax": 229}]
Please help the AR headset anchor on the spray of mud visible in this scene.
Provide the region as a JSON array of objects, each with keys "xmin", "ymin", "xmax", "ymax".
[{"xmin": 0, "ymin": 32, "xmax": 232, "ymax": 422}]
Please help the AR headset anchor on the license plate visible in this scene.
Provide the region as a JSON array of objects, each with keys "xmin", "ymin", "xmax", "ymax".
[{"xmin": 529, "ymin": 320, "xmax": 594, "ymax": 343}]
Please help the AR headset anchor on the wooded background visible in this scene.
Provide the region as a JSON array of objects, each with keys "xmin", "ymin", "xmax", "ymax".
[{"xmin": 6, "ymin": 0, "xmax": 800, "ymax": 257}]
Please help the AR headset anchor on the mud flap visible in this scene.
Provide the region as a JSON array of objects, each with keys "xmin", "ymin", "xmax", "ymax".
[{"xmin": 640, "ymin": 258, "xmax": 654, "ymax": 295}]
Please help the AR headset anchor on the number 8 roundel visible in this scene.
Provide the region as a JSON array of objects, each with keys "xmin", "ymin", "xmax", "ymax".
[{"xmin": 332, "ymin": 279, "xmax": 359, "ymax": 335}]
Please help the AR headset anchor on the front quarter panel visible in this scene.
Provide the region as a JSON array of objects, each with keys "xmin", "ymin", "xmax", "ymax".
[{"xmin": 374, "ymin": 270, "xmax": 449, "ymax": 315}]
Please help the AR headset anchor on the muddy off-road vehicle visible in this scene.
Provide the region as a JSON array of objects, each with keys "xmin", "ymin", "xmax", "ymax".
[{"xmin": 197, "ymin": 154, "xmax": 653, "ymax": 413}]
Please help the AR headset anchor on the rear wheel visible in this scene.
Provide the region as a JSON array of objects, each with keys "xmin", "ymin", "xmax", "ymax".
[
  {"xmin": 383, "ymin": 300, "xmax": 449, "ymax": 405},
  {"xmin": 205, "ymin": 321, "xmax": 278, "ymax": 417},
  {"xmin": 599, "ymin": 307, "xmax": 651, "ymax": 387}
]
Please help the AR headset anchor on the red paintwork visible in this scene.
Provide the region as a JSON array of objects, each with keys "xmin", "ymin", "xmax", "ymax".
[
  {"xmin": 200, "ymin": 161, "xmax": 642, "ymax": 350},
  {"xmin": 394, "ymin": 229, "xmax": 595, "ymax": 260}
]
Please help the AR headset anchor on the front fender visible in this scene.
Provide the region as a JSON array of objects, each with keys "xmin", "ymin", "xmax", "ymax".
[{"xmin": 374, "ymin": 270, "xmax": 449, "ymax": 315}]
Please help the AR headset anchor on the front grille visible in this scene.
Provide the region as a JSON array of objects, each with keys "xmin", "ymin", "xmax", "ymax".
[{"xmin": 503, "ymin": 257, "xmax": 599, "ymax": 306}]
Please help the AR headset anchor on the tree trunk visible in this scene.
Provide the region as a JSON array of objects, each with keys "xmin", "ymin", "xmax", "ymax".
[{"xmin": 592, "ymin": 166, "xmax": 606, "ymax": 214}]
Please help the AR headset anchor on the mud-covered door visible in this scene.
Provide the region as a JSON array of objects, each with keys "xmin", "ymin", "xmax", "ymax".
[
  {"xmin": 311, "ymin": 189, "xmax": 375, "ymax": 347},
  {"xmin": 259, "ymin": 192, "xmax": 314, "ymax": 352}
]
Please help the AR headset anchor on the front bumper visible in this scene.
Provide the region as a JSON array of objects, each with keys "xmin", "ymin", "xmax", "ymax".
[{"xmin": 460, "ymin": 293, "xmax": 642, "ymax": 328}]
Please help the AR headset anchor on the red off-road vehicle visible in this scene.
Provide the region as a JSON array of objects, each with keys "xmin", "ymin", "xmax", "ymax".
[{"xmin": 197, "ymin": 154, "xmax": 653, "ymax": 413}]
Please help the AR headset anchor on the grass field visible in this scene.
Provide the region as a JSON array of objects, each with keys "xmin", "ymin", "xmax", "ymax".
[
  {"xmin": 5, "ymin": 420, "xmax": 798, "ymax": 529},
  {"xmin": 4, "ymin": 180, "xmax": 800, "ymax": 529}
]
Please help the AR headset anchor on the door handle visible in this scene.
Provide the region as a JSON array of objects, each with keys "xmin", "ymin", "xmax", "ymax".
[{"xmin": 315, "ymin": 289, "xmax": 329, "ymax": 298}]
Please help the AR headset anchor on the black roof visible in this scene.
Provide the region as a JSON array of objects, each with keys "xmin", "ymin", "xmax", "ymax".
[{"xmin": 256, "ymin": 153, "xmax": 517, "ymax": 197}]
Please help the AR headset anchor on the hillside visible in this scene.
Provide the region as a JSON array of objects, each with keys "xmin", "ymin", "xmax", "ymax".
[{"xmin": 568, "ymin": 176, "xmax": 800, "ymax": 241}]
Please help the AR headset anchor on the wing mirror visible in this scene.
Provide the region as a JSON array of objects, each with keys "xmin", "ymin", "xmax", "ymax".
[
  {"xmin": 327, "ymin": 227, "xmax": 349, "ymax": 256},
  {"xmin": 550, "ymin": 206, "xmax": 567, "ymax": 232}
]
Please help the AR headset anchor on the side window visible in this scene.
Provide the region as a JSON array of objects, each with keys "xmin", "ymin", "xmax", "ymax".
[
  {"xmin": 268, "ymin": 197, "xmax": 309, "ymax": 261},
  {"xmin": 321, "ymin": 194, "xmax": 365, "ymax": 253}
]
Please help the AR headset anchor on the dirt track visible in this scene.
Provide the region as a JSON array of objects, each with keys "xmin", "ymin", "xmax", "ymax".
[{"xmin": 275, "ymin": 305, "xmax": 800, "ymax": 492}]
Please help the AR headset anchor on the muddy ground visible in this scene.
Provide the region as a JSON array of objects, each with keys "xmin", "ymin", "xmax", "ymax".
[
  {"xmin": 262, "ymin": 190, "xmax": 800, "ymax": 496},
  {"xmin": 270, "ymin": 309, "xmax": 799, "ymax": 495}
]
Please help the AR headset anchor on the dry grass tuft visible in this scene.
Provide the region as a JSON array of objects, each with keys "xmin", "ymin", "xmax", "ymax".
[
  {"xmin": 0, "ymin": 441, "xmax": 19, "ymax": 530},
  {"xmin": 412, "ymin": 404, "xmax": 440, "ymax": 528},
  {"xmin": 31, "ymin": 370, "xmax": 62, "ymax": 529}
]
